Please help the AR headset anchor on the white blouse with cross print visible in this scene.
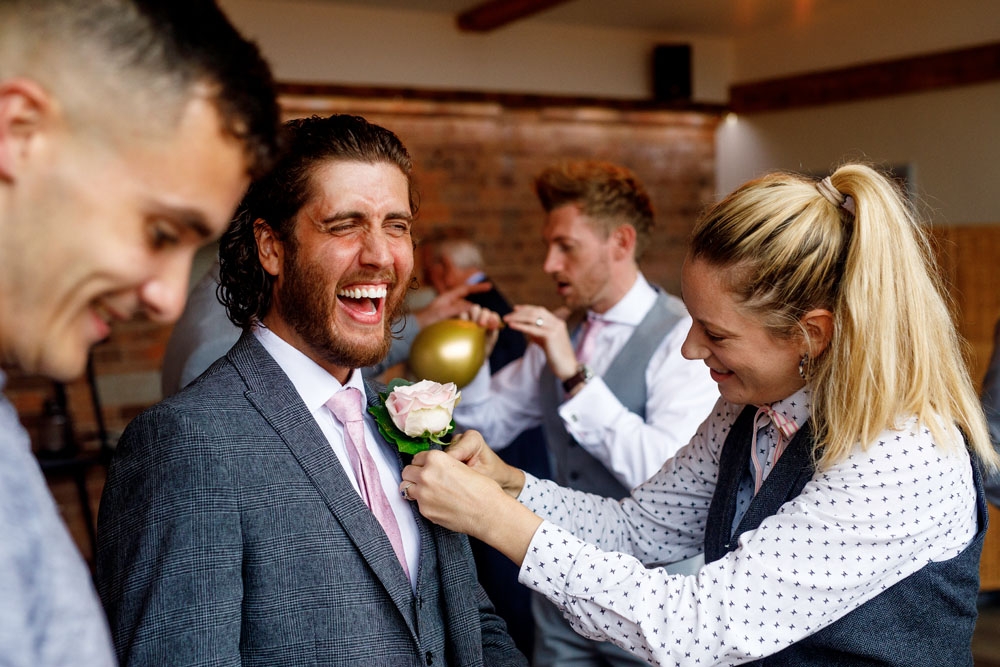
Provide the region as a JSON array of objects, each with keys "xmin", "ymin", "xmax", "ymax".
[{"xmin": 516, "ymin": 387, "xmax": 977, "ymax": 666}]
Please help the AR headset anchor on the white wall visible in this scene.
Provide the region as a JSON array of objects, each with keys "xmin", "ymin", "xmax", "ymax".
[
  {"xmin": 720, "ymin": 0, "xmax": 1000, "ymax": 224},
  {"xmin": 717, "ymin": 83, "xmax": 1000, "ymax": 224}
]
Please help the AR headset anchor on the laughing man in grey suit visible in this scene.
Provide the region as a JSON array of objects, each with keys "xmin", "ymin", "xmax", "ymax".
[{"xmin": 95, "ymin": 114, "xmax": 526, "ymax": 667}]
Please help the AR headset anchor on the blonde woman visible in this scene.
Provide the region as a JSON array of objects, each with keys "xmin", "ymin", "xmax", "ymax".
[{"xmin": 401, "ymin": 163, "xmax": 997, "ymax": 666}]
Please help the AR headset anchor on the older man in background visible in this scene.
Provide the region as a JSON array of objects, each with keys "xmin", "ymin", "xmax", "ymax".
[{"xmin": 419, "ymin": 232, "xmax": 551, "ymax": 656}]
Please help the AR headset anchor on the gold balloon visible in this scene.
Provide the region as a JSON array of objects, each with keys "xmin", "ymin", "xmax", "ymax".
[{"xmin": 409, "ymin": 319, "xmax": 486, "ymax": 388}]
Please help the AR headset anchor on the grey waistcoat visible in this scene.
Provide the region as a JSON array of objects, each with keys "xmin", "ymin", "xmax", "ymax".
[{"xmin": 538, "ymin": 291, "xmax": 685, "ymax": 499}]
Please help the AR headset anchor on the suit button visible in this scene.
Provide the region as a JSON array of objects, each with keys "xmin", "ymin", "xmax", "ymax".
[
  {"xmin": 425, "ymin": 650, "xmax": 434, "ymax": 664},
  {"xmin": 569, "ymin": 471, "xmax": 580, "ymax": 481}
]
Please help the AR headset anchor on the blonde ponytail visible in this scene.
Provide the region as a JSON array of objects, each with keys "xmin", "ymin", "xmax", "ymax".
[{"xmin": 690, "ymin": 163, "xmax": 995, "ymax": 470}]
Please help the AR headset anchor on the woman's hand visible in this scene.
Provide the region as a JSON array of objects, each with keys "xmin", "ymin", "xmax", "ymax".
[
  {"xmin": 401, "ymin": 431, "xmax": 541, "ymax": 565},
  {"xmin": 445, "ymin": 429, "xmax": 526, "ymax": 497},
  {"xmin": 401, "ymin": 448, "xmax": 508, "ymax": 537}
]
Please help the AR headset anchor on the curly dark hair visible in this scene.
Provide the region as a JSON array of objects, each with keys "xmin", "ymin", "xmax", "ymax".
[
  {"xmin": 217, "ymin": 114, "xmax": 417, "ymax": 329},
  {"xmin": 534, "ymin": 160, "xmax": 655, "ymax": 259}
]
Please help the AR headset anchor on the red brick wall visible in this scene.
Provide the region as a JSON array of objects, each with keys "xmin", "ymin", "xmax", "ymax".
[{"xmin": 7, "ymin": 95, "xmax": 720, "ymax": 443}]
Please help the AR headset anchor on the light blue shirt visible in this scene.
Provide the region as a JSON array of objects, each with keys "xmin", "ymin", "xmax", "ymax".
[{"xmin": 0, "ymin": 371, "xmax": 116, "ymax": 665}]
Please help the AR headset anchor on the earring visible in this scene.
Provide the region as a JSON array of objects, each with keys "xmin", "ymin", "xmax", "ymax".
[{"xmin": 798, "ymin": 354, "xmax": 808, "ymax": 380}]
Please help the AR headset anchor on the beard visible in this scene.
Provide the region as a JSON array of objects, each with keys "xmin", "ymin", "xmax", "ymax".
[{"xmin": 275, "ymin": 245, "xmax": 409, "ymax": 370}]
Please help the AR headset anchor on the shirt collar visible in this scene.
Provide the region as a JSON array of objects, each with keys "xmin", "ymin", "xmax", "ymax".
[
  {"xmin": 757, "ymin": 385, "xmax": 811, "ymax": 435},
  {"xmin": 465, "ymin": 271, "xmax": 488, "ymax": 286},
  {"xmin": 253, "ymin": 326, "xmax": 366, "ymax": 412},
  {"xmin": 588, "ymin": 272, "xmax": 655, "ymax": 327}
]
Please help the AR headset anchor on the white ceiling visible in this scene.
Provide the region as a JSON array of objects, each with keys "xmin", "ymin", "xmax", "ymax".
[{"xmin": 322, "ymin": 0, "xmax": 840, "ymax": 36}]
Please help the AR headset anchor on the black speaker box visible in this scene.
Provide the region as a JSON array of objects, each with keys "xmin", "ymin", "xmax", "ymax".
[{"xmin": 652, "ymin": 44, "xmax": 692, "ymax": 102}]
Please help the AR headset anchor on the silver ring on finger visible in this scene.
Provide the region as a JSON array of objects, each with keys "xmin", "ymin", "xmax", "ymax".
[
  {"xmin": 401, "ymin": 481, "xmax": 415, "ymax": 501},
  {"xmin": 535, "ymin": 317, "xmax": 544, "ymax": 327}
]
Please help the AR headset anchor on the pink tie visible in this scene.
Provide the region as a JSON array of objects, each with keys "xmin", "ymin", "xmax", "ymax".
[
  {"xmin": 326, "ymin": 387, "xmax": 409, "ymax": 579},
  {"xmin": 576, "ymin": 314, "xmax": 607, "ymax": 365},
  {"xmin": 750, "ymin": 404, "xmax": 800, "ymax": 494}
]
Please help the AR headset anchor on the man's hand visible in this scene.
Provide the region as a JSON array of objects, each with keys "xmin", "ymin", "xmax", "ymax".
[
  {"xmin": 413, "ymin": 281, "xmax": 493, "ymax": 328},
  {"xmin": 504, "ymin": 304, "xmax": 579, "ymax": 381},
  {"xmin": 459, "ymin": 304, "xmax": 502, "ymax": 360}
]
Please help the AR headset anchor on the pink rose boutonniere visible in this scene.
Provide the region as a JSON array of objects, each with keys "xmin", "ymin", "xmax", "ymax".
[{"xmin": 368, "ymin": 378, "xmax": 461, "ymax": 455}]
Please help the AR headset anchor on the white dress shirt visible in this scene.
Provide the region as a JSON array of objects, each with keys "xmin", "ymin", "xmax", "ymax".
[
  {"xmin": 517, "ymin": 387, "xmax": 978, "ymax": 665},
  {"xmin": 456, "ymin": 273, "xmax": 719, "ymax": 489},
  {"xmin": 254, "ymin": 327, "xmax": 420, "ymax": 590}
]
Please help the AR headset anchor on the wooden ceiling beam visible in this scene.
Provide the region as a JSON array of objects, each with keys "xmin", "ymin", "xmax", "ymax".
[
  {"xmin": 730, "ymin": 41, "xmax": 1000, "ymax": 113},
  {"xmin": 457, "ymin": 0, "xmax": 573, "ymax": 32}
]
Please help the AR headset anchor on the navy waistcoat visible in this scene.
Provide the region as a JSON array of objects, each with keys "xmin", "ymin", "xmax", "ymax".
[
  {"xmin": 704, "ymin": 406, "xmax": 987, "ymax": 666},
  {"xmin": 538, "ymin": 291, "xmax": 684, "ymax": 499}
]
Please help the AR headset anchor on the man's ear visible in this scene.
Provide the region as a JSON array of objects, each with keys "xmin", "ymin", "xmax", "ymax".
[
  {"xmin": 254, "ymin": 219, "xmax": 283, "ymax": 277},
  {"xmin": 0, "ymin": 78, "xmax": 52, "ymax": 181},
  {"xmin": 609, "ymin": 224, "xmax": 636, "ymax": 261},
  {"xmin": 800, "ymin": 308, "xmax": 834, "ymax": 358}
]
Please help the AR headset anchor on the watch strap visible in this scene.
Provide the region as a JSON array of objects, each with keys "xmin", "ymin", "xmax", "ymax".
[{"xmin": 561, "ymin": 364, "xmax": 593, "ymax": 393}]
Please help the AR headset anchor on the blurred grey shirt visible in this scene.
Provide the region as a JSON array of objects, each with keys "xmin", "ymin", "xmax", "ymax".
[
  {"xmin": 0, "ymin": 371, "xmax": 116, "ymax": 666},
  {"xmin": 981, "ymin": 319, "xmax": 1000, "ymax": 507}
]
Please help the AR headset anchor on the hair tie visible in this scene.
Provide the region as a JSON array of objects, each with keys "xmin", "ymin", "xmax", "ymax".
[{"xmin": 816, "ymin": 176, "xmax": 855, "ymax": 217}]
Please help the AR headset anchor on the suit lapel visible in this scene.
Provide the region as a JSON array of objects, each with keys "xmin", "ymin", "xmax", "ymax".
[
  {"xmin": 365, "ymin": 382, "xmax": 485, "ymax": 659},
  {"xmin": 396, "ymin": 450, "xmax": 481, "ymax": 661},
  {"xmin": 364, "ymin": 379, "xmax": 491, "ymax": 661},
  {"xmin": 230, "ymin": 334, "xmax": 417, "ymax": 631}
]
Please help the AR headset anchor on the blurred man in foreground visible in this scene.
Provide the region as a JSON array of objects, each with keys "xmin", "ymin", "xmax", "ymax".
[{"xmin": 0, "ymin": 1, "xmax": 279, "ymax": 664}]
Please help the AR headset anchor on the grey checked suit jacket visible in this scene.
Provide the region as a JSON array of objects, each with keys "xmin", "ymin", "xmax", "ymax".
[{"xmin": 96, "ymin": 332, "xmax": 526, "ymax": 667}]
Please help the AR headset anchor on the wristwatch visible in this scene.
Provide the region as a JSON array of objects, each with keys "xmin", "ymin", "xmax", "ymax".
[{"xmin": 561, "ymin": 364, "xmax": 593, "ymax": 393}]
